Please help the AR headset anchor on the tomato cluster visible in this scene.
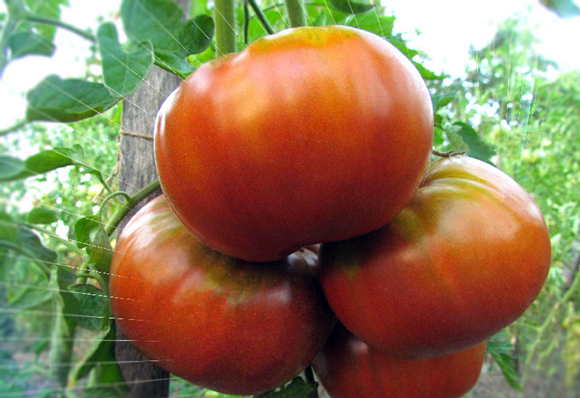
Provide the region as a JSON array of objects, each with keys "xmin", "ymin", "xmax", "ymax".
[{"xmin": 110, "ymin": 25, "xmax": 551, "ymax": 397}]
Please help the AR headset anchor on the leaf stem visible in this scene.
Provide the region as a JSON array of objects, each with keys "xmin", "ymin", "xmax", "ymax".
[
  {"xmin": 25, "ymin": 12, "xmax": 96, "ymax": 42},
  {"xmin": 214, "ymin": 0, "xmax": 237, "ymax": 56},
  {"xmin": 105, "ymin": 179, "xmax": 161, "ymax": 236},
  {"xmin": 24, "ymin": 223, "xmax": 85, "ymax": 256},
  {"xmin": 284, "ymin": 0, "xmax": 307, "ymax": 27},
  {"xmin": 93, "ymin": 172, "xmax": 115, "ymax": 195},
  {"xmin": 97, "ymin": 191, "xmax": 131, "ymax": 226},
  {"xmin": 247, "ymin": 0, "xmax": 275, "ymax": 35}
]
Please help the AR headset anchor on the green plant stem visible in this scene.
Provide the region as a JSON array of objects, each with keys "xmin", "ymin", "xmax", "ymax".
[
  {"xmin": 25, "ymin": 13, "xmax": 96, "ymax": 42},
  {"xmin": 243, "ymin": 0, "xmax": 250, "ymax": 44},
  {"xmin": 214, "ymin": 0, "xmax": 237, "ymax": 56},
  {"xmin": 247, "ymin": 0, "xmax": 275, "ymax": 35},
  {"xmin": 24, "ymin": 223, "xmax": 85, "ymax": 256},
  {"xmin": 94, "ymin": 172, "xmax": 115, "ymax": 195},
  {"xmin": 105, "ymin": 179, "xmax": 161, "ymax": 236},
  {"xmin": 97, "ymin": 190, "xmax": 132, "ymax": 225},
  {"xmin": 521, "ymin": 268, "xmax": 580, "ymax": 384},
  {"xmin": 284, "ymin": 0, "xmax": 307, "ymax": 27},
  {"xmin": 89, "ymin": 263, "xmax": 110, "ymax": 296}
]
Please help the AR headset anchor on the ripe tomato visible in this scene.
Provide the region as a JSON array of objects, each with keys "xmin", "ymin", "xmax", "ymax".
[
  {"xmin": 154, "ymin": 25, "xmax": 433, "ymax": 262},
  {"xmin": 319, "ymin": 156, "xmax": 551, "ymax": 358},
  {"xmin": 109, "ymin": 195, "xmax": 335, "ymax": 395},
  {"xmin": 313, "ymin": 325, "xmax": 486, "ymax": 398}
]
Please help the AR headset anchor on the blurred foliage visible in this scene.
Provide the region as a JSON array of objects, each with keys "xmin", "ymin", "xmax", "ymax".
[{"xmin": 431, "ymin": 16, "xmax": 580, "ymax": 395}]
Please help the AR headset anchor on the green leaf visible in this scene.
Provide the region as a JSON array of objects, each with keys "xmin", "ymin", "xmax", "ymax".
[
  {"xmin": 8, "ymin": 31, "xmax": 55, "ymax": 59},
  {"xmin": 255, "ymin": 377, "xmax": 317, "ymax": 398},
  {"xmin": 73, "ymin": 216, "xmax": 101, "ymax": 249},
  {"xmin": 26, "ymin": 207, "xmax": 59, "ymax": 225},
  {"xmin": 18, "ymin": 225, "xmax": 58, "ymax": 264},
  {"xmin": 487, "ymin": 333, "xmax": 523, "ymax": 391},
  {"xmin": 344, "ymin": 12, "xmax": 395, "ymax": 37},
  {"xmin": 311, "ymin": 9, "xmax": 330, "ymax": 27},
  {"xmin": 446, "ymin": 122, "xmax": 497, "ymax": 164},
  {"xmin": 0, "ymin": 145, "xmax": 84, "ymax": 182},
  {"xmin": 83, "ymin": 387, "xmax": 127, "ymax": 398},
  {"xmin": 74, "ymin": 218, "xmax": 113, "ymax": 273},
  {"xmin": 26, "ymin": 75, "xmax": 120, "ymax": 123},
  {"xmin": 72, "ymin": 321, "xmax": 125, "ymax": 388},
  {"xmin": 121, "ymin": 0, "xmax": 214, "ymax": 77},
  {"xmin": 87, "ymin": 226, "xmax": 114, "ymax": 274},
  {"xmin": 97, "ymin": 22, "xmax": 154, "ymax": 98},
  {"xmin": 0, "ymin": 156, "xmax": 25, "ymax": 180},
  {"xmin": 49, "ymin": 268, "xmax": 78, "ymax": 386},
  {"xmin": 69, "ymin": 284, "xmax": 110, "ymax": 332},
  {"xmin": 541, "ymin": 0, "xmax": 580, "ymax": 17},
  {"xmin": 433, "ymin": 126, "xmax": 445, "ymax": 147},
  {"xmin": 0, "ymin": 214, "xmax": 58, "ymax": 263},
  {"xmin": 8, "ymin": 279, "xmax": 52, "ymax": 310},
  {"xmin": 431, "ymin": 93, "xmax": 457, "ymax": 113},
  {"xmin": 25, "ymin": 0, "xmax": 68, "ymax": 39},
  {"xmin": 328, "ymin": 0, "xmax": 375, "ymax": 14}
]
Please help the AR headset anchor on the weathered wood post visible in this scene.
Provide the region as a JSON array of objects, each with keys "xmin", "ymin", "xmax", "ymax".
[{"xmin": 114, "ymin": 1, "xmax": 189, "ymax": 395}]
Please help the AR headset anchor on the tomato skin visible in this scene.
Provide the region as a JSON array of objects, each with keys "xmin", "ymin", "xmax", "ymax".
[
  {"xmin": 154, "ymin": 25, "xmax": 433, "ymax": 262},
  {"xmin": 319, "ymin": 156, "xmax": 551, "ymax": 358},
  {"xmin": 110, "ymin": 196, "xmax": 335, "ymax": 395},
  {"xmin": 313, "ymin": 325, "xmax": 486, "ymax": 398}
]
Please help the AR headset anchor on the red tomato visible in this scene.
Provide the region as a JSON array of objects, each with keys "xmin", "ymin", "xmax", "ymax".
[
  {"xmin": 154, "ymin": 25, "xmax": 433, "ymax": 262},
  {"xmin": 313, "ymin": 325, "xmax": 486, "ymax": 398},
  {"xmin": 319, "ymin": 156, "xmax": 551, "ymax": 358},
  {"xmin": 109, "ymin": 196, "xmax": 335, "ymax": 395}
]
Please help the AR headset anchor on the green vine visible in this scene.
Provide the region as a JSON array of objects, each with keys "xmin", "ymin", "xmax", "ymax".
[
  {"xmin": 104, "ymin": 179, "xmax": 161, "ymax": 236},
  {"xmin": 284, "ymin": 0, "xmax": 307, "ymax": 27},
  {"xmin": 214, "ymin": 0, "xmax": 238, "ymax": 55}
]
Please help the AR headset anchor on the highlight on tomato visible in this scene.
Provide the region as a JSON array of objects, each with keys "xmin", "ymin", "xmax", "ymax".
[
  {"xmin": 313, "ymin": 324, "xmax": 487, "ymax": 398},
  {"xmin": 319, "ymin": 156, "xmax": 551, "ymax": 359},
  {"xmin": 154, "ymin": 25, "xmax": 434, "ymax": 262},
  {"xmin": 109, "ymin": 195, "xmax": 336, "ymax": 395}
]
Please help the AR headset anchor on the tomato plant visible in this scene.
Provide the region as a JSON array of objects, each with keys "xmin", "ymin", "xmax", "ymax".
[
  {"xmin": 110, "ymin": 195, "xmax": 336, "ymax": 395},
  {"xmin": 154, "ymin": 25, "xmax": 434, "ymax": 262},
  {"xmin": 319, "ymin": 156, "xmax": 551, "ymax": 359},
  {"xmin": 313, "ymin": 324, "xmax": 487, "ymax": 398}
]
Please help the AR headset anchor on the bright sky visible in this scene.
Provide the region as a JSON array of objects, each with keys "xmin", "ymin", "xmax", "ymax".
[{"xmin": 0, "ymin": 0, "xmax": 579, "ymax": 131}]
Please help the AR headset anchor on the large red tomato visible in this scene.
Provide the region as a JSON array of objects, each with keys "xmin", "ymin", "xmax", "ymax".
[
  {"xmin": 319, "ymin": 156, "xmax": 551, "ymax": 358},
  {"xmin": 154, "ymin": 25, "xmax": 433, "ymax": 262},
  {"xmin": 313, "ymin": 325, "xmax": 486, "ymax": 398},
  {"xmin": 109, "ymin": 195, "xmax": 335, "ymax": 395}
]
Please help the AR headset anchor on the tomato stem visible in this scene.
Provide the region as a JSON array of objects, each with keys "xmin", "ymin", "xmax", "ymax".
[
  {"xmin": 214, "ymin": 0, "xmax": 238, "ymax": 56},
  {"xmin": 284, "ymin": 0, "xmax": 308, "ymax": 27},
  {"xmin": 25, "ymin": 12, "xmax": 96, "ymax": 42},
  {"xmin": 247, "ymin": 0, "xmax": 275, "ymax": 35},
  {"xmin": 105, "ymin": 179, "xmax": 161, "ymax": 236}
]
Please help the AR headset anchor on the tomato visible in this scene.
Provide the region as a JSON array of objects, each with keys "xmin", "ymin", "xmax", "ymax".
[
  {"xmin": 319, "ymin": 156, "xmax": 551, "ymax": 358},
  {"xmin": 313, "ymin": 325, "xmax": 486, "ymax": 398},
  {"xmin": 154, "ymin": 25, "xmax": 433, "ymax": 262},
  {"xmin": 109, "ymin": 195, "xmax": 335, "ymax": 395}
]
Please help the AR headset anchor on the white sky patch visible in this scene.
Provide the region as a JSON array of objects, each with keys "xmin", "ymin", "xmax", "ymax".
[{"xmin": 388, "ymin": 0, "xmax": 580, "ymax": 77}]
